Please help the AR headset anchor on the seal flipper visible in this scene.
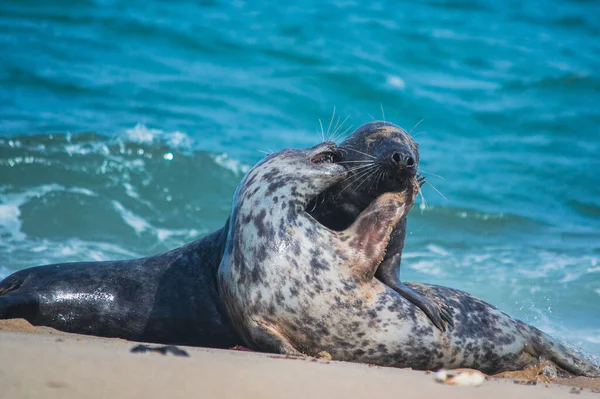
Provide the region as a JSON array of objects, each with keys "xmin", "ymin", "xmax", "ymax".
[
  {"xmin": 340, "ymin": 192, "xmax": 410, "ymax": 280},
  {"xmin": 249, "ymin": 320, "xmax": 304, "ymax": 356},
  {"xmin": 0, "ymin": 292, "xmax": 39, "ymax": 320},
  {"xmin": 526, "ymin": 327, "xmax": 600, "ymax": 377},
  {"xmin": 376, "ymin": 217, "xmax": 454, "ymax": 331},
  {"xmin": 376, "ymin": 251, "xmax": 454, "ymax": 331}
]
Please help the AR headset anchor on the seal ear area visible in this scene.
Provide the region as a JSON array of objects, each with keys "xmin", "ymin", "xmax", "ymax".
[{"xmin": 337, "ymin": 192, "xmax": 411, "ymax": 281}]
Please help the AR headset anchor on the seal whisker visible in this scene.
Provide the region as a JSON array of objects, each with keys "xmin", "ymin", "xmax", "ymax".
[
  {"xmin": 343, "ymin": 146, "xmax": 376, "ymax": 160},
  {"xmin": 331, "ymin": 114, "xmax": 352, "ymax": 143},
  {"xmin": 331, "ymin": 115, "xmax": 342, "ymax": 138},
  {"xmin": 418, "ymin": 188, "xmax": 430, "ymax": 212},
  {"xmin": 341, "ymin": 161, "xmax": 378, "ymax": 172},
  {"xmin": 258, "ymin": 148, "xmax": 275, "ymax": 156},
  {"xmin": 342, "ymin": 160, "xmax": 376, "ymax": 169},
  {"xmin": 380, "ymin": 103, "xmax": 386, "ymax": 124},
  {"xmin": 344, "ymin": 166, "xmax": 380, "ymax": 195},
  {"xmin": 307, "ymin": 194, "xmax": 321, "ymax": 213},
  {"xmin": 342, "ymin": 162, "xmax": 378, "ymax": 176},
  {"xmin": 325, "ymin": 106, "xmax": 336, "ymax": 142},
  {"xmin": 352, "ymin": 168, "xmax": 381, "ymax": 195},
  {"xmin": 339, "ymin": 164, "xmax": 379, "ymax": 184},
  {"xmin": 409, "ymin": 119, "xmax": 424, "ymax": 135},
  {"xmin": 318, "ymin": 119, "xmax": 326, "ymax": 142},
  {"xmin": 331, "ymin": 113, "xmax": 346, "ymax": 136},
  {"xmin": 331, "ymin": 122, "xmax": 354, "ymax": 146},
  {"xmin": 425, "ymin": 181, "xmax": 448, "ymax": 201},
  {"xmin": 379, "ymin": 169, "xmax": 389, "ymax": 191},
  {"xmin": 368, "ymin": 168, "xmax": 383, "ymax": 194},
  {"xmin": 420, "ymin": 169, "xmax": 446, "ymax": 180},
  {"xmin": 338, "ymin": 164, "xmax": 380, "ymax": 193}
]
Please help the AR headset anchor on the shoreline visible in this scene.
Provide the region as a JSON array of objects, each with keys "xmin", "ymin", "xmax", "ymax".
[{"xmin": 1, "ymin": 319, "xmax": 598, "ymax": 398}]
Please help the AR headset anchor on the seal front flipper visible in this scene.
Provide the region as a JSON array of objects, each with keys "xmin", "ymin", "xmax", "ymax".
[
  {"xmin": 376, "ymin": 226, "xmax": 454, "ymax": 331},
  {"xmin": 251, "ymin": 320, "xmax": 304, "ymax": 356},
  {"xmin": 376, "ymin": 255, "xmax": 454, "ymax": 331},
  {"xmin": 340, "ymin": 192, "xmax": 411, "ymax": 280}
]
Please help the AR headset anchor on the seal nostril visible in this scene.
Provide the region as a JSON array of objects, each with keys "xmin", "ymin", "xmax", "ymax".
[
  {"xmin": 406, "ymin": 156, "xmax": 415, "ymax": 167},
  {"xmin": 392, "ymin": 152, "xmax": 402, "ymax": 164}
]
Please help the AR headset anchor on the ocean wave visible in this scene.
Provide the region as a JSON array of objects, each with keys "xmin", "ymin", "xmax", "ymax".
[
  {"xmin": 410, "ymin": 204, "xmax": 545, "ymax": 231},
  {"xmin": 123, "ymin": 123, "xmax": 194, "ymax": 150},
  {"xmin": 0, "ymin": 124, "xmax": 250, "ymax": 175},
  {"xmin": 402, "ymin": 244, "xmax": 600, "ymax": 353},
  {"xmin": 0, "ymin": 125, "xmax": 248, "ymax": 267},
  {"xmin": 504, "ymin": 73, "xmax": 600, "ymax": 91},
  {"xmin": 0, "ymin": 238, "xmax": 144, "ymax": 280}
]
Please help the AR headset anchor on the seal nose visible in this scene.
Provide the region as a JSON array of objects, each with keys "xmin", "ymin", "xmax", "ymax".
[{"xmin": 391, "ymin": 152, "xmax": 416, "ymax": 168}]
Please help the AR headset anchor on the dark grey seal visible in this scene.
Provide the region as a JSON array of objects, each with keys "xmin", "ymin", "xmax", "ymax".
[
  {"xmin": 217, "ymin": 143, "xmax": 600, "ymax": 377},
  {"xmin": 309, "ymin": 121, "xmax": 452, "ymax": 331},
  {"xmin": 0, "ymin": 225, "xmax": 240, "ymax": 347}
]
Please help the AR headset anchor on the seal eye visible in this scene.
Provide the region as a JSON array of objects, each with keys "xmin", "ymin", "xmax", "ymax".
[{"xmin": 310, "ymin": 151, "xmax": 338, "ymax": 164}]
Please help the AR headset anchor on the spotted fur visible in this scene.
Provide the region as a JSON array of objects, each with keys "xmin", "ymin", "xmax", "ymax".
[{"xmin": 217, "ymin": 142, "xmax": 600, "ymax": 377}]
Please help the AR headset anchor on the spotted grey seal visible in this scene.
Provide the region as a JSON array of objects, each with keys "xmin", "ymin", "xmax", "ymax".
[
  {"xmin": 308, "ymin": 121, "xmax": 452, "ymax": 331},
  {"xmin": 217, "ymin": 143, "xmax": 600, "ymax": 377}
]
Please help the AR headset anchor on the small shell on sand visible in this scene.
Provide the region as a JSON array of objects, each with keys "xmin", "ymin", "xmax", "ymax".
[{"xmin": 434, "ymin": 369, "xmax": 486, "ymax": 387}]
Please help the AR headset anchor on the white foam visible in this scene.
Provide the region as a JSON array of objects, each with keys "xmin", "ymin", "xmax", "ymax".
[
  {"xmin": 0, "ymin": 184, "xmax": 65, "ymax": 241},
  {"xmin": 68, "ymin": 187, "xmax": 97, "ymax": 197},
  {"xmin": 0, "ymin": 184, "xmax": 101, "ymax": 243},
  {"xmin": 407, "ymin": 259, "xmax": 445, "ymax": 277},
  {"xmin": 122, "ymin": 183, "xmax": 141, "ymax": 200},
  {"xmin": 0, "ymin": 203, "xmax": 25, "ymax": 241},
  {"xmin": 123, "ymin": 123, "xmax": 194, "ymax": 150},
  {"xmin": 111, "ymin": 201, "xmax": 151, "ymax": 235},
  {"xmin": 124, "ymin": 123, "xmax": 159, "ymax": 144},
  {"xmin": 164, "ymin": 131, "xmax": 193, "ymax": 149},
  {"xmin": 213, "ymin": 153, "xmax": 250, "ymax": 175},
  {"xmin": 65, "ymin": 144, "xmax": 91, "ymax": 156},
  {"xmin": 386, "ymin": 75, "xmax": 406, "ymax": 90},
  {"xmin": 155, "ymin": 227, "xmax": 200, "ymax": 242},
  {"xmin": 425, "ymin": 244, "xmax": 450, "ymax": 256}
]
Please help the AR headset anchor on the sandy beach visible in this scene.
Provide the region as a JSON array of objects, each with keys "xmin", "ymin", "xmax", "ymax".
[{"xmin": 1, "ymin": 319, "xmax": 598, "ymax": 399}]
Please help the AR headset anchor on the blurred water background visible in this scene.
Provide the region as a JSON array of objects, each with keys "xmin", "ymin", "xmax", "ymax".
[{"xmin": 1, "ymin": 0, "xmax": 599, "ymax": 356}]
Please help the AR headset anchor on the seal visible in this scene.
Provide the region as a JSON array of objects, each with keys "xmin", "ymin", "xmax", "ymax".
[
  {"xmin": 217, "ymin": 144, "xmax": 600, "ymax": 377},
  {"xmin": 0, "ymin": 225, "xmax": 240, "ymax": 347},
  {"xmin": 0, "ymin": 140, "xmax": 346, "ymax": 347},
  {"xmin": 308, "ymin": 121, "xmax": 452, "ymax": 331}
]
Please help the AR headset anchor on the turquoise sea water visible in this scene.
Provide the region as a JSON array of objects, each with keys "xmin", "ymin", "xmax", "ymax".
[{"xmin": 1, "ymin": 1, "xmax": 599, "ymax": 356}]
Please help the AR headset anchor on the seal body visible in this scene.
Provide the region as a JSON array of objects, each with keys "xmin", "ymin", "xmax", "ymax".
[
  {"xmin": 309, "ymin": 121, "xmax": 452, "ymax": 331},
  {"xmin": 218, "ymin": 147, "xmax": 600, "ymax": 377},
  {"xmin": 0, "ymin": 226, "xmax": 241, "ymax": 347}
]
